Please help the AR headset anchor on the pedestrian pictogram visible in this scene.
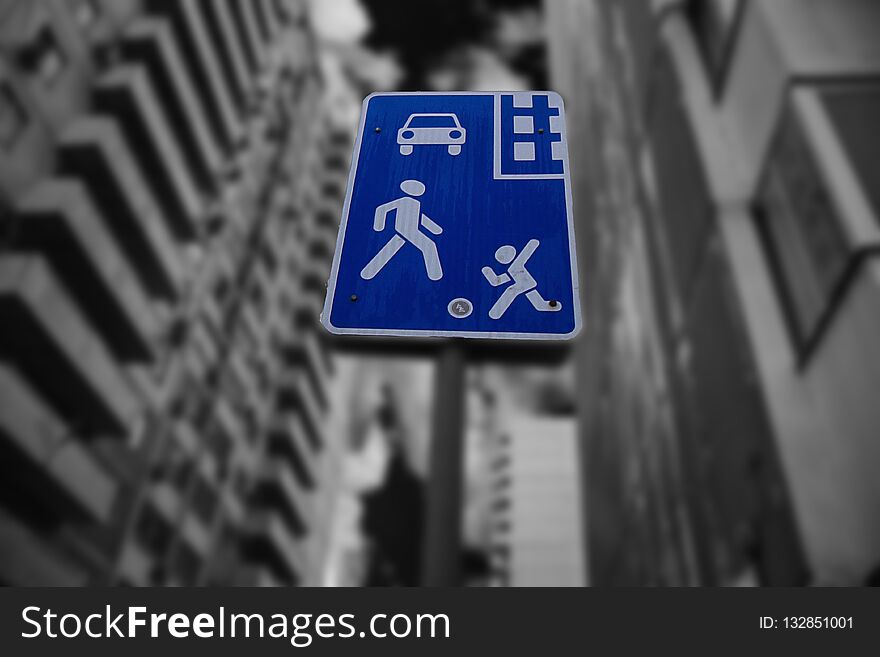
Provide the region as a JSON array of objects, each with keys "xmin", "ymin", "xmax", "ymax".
[{"xmin": 361, "ymin": 179, "xmax": 443, "ymax": 282}]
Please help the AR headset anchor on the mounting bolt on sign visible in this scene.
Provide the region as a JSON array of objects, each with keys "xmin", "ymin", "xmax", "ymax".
[{"xmin": 322, "ymin": 91, "xmax": 581, "ymax": 341}]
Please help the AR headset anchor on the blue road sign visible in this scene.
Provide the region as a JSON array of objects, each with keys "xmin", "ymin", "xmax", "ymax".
[{"xmin": 321, "ymin": 91, "xmax": 581, "ymax": 340}]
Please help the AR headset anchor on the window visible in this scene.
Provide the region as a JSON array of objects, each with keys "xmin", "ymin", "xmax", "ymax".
[
  {"xmin": 316, "ymin": 210, "xmax": 336, "ymax": 228},
  {"xmin": 754, "ymin": 87, "xmax": 878, "ymax": 360},
  {"xmin": 18, "ymin": 26, "xmax": 67, "ymax": 85},
  {"xmin": 0, "ymin": 82, "xmax": 28, "ymax": 149},
  {"xmin": 321, "ymin": 180, "xmax": 343, "ymax": 198},
  {"xmin": 493, "ymin": 473, "xmax": 511, "ymax": 491},
  {"xmin": 491, "ymin": 453, "xmax": 511, "ymax": 472},
  {"xmin": 819, "ymin": 84, "xmax": 880, "ymax": 229},
  {"xmin": 494, "ymin": 518, "xmax": 511, "ymax": 534},
  {"xmin": 325, "ymin": 154, "xmax": 347, "ymax": 171}
]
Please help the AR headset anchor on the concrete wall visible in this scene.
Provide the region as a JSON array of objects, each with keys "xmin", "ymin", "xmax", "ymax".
[{"xmin": 661, "ymin": 0, "xmax": 880, "ymax": 584}]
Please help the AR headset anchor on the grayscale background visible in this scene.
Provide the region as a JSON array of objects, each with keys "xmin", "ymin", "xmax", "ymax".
[{"xmin": 0, "ymin": 0, "xmax": 878, "ymax": 587}]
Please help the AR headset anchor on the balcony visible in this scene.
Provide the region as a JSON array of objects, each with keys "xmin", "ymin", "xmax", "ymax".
[
  {"xmin": 298, "ymin": 256, "xmax": 330, "ymax": 305},
  {"xmin": 240, "ymin": 511, "xmax": 305, "ymax": 584},
  {"xmin": 239, "ymin": 301, "xmax": 265, "ymax": 346},
  {"xmin": 281, "ymin": 235, "xmax": 307, "ymax": 277},
  {"xmin": 252, "ymin": 258, "xmax": 277, "ymax": 314},
  {"xmin": 313, "ymin": 330, "xmax": 335, "ymax": 378},
  {"xmin": 13, "ymin": 179, "xmax": 157, "ymax": 362},
  {"xmin": 251, "ymin": 0, "xmax": 275, "ymax": 41},
  {"xmin": 215, "ymin": 397, "xmax": 252, "ymax": 458},
  {"xmin": 266, "ymin": 414, "xmax": 316, "ymax": 489},
  {"xmin": 276, "ymin": 370, "xmax": 324, "ymax": 451},
  {"xmin": 93, "ymin": 64, "xmax": 203, "ymax": 240},
  {"xmin": 201, "ymin": 0, "xmax": 252, "ymax": 110},
  {"xmin": 0, "ymin": 255, "xmax": 139, "ymax": 436},
  {"xmin": 306, "ymin": 226, "xmax": 337, "ymax": 265},
  {"xmin": 146, "ymin": 0, "xmax": 242, "ymax": 150},
  {"xmin": 259, "ymin": 230, "xmax": 289, "ymax": 282},
  {"xmin": 57, "ymin": 116, "xmax": 182, "ymax": 299},
  {"xmin": 279, "ymin": 330, "xmax": 331, "ymax": 411},
  {"xmin": 225, "ymin": 0, "xmax": 266, "ymax": 74},
  {"xmin": 254, "ymin": 461, "xmax": 311, "ymax": 537},
  {"xmin": 314, "ymin": 196, "xmax": 342, "ymax": 230},
  {"xmin": 264, "ymin": 309, "xmax": 288, "ymax": 361},
  {"xmin": 227, "ymin": 349, "xmax": 262, "ymax": 415},
  {"xmin": 119, "ymin": 17, "xmax": 222, "ymax": 193},
  {"xmin": 319, "ymin": 177, "xmax": 346, "ymax": 204},
  {"xmin": 0, "ymin": 363, "xmax": 118, "ymax": 523},
  {"xmin": 292, "ymin": 288, "xmax": 323, "ymax": 329}
]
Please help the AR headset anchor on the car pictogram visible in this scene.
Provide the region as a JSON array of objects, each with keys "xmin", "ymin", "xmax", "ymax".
[{"xmin": 397, "ymin": 113, "xmax": 466, "ymax": 156}]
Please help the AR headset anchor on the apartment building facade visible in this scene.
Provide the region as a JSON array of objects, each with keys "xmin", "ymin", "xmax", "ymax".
[
  {"xmin": 0, "ymin": 0, "xmax": 346, "ymax": 586},
  {"xmin": 487, "ymin": 416, "xmax": 586, "ymax": 587},
  {"xmin": 548, "ymin": 0, "xmax": 880, "ymax": 585}
]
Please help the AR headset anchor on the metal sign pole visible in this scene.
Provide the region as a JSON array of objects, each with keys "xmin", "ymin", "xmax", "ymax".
[{"xmin": 422, "ymin": 340, "xmax": 466, "ymax": 586}]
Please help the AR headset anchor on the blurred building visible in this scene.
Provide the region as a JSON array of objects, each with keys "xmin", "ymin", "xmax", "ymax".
[
  {"xmin": 548, "ymin": 0, "xmax": 880, "ymax": 585},
  {"xmin": 487, "ymin": 416, "xmax": 586, "ymax": 587},
  {"xmin": 0, "ymin": 0, "xmax": 350, "ymax": 586}
]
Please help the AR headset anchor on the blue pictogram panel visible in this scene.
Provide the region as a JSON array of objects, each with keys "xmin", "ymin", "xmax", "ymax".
[{"xmin": 322, "ymin": 91, "xmax": 580, "ymax": 341}]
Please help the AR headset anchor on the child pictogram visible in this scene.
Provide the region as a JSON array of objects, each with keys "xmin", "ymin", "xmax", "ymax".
[{"xmin": 482, "ymin": 239, "xmax": 562, "ymax": 319}]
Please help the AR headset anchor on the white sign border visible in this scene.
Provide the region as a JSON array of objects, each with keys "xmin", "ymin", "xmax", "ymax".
[{"xmin": 320, "ymin": 91, "xmax": 582, "ymax": 341}]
